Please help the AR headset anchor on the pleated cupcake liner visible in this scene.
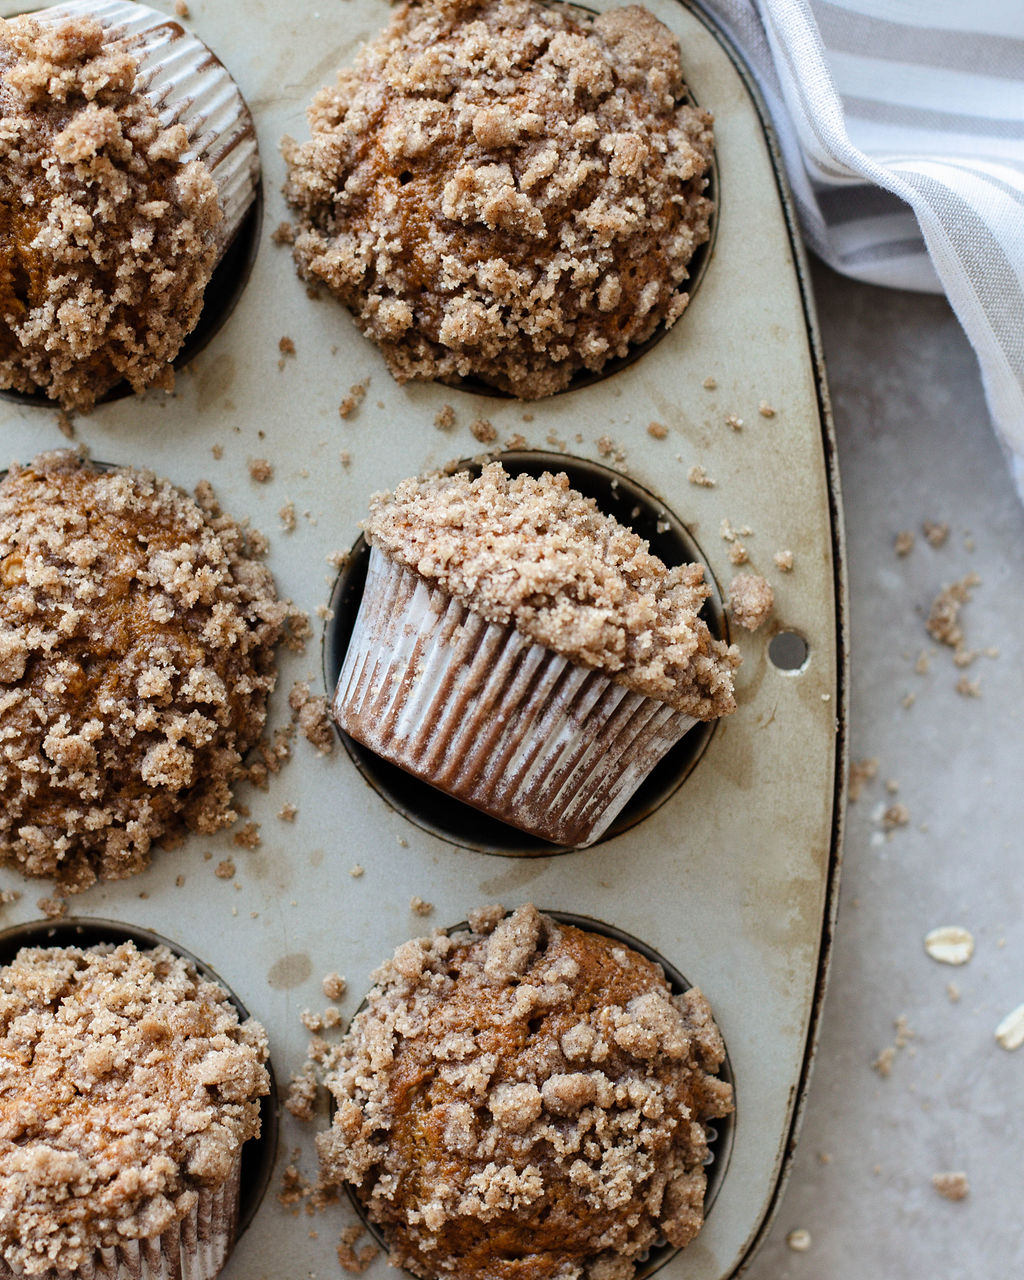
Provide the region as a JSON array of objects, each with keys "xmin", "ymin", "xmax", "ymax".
[
  {"xmin": 0, "ymin": 1154, "xmax": 241, "ymax": 1280},
  {"xmin": 38, "ymin": 0, "xmax": 259, "ymax": 257},
  {"xmin": 333, "ymin": 546, "xmax": 698, "ymax": 847}
]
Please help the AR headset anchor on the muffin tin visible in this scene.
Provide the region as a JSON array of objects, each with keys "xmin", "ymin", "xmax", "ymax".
[{"xmin": 0, "ymin": 1, "xmax": 846, "ymax": 1277}]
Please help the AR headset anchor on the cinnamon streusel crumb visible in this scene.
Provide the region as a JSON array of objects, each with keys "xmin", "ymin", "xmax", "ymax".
[
  {"xmin": 282, "ymin": 0, "xmax": 713, "ymax": 398},
  {"xmin": 727, "ymin": 572, "xmax": 774, "ymax": 631},
  {"xmin": 0, "ymin": 451, "xmax": 285, "ymax": 890}
]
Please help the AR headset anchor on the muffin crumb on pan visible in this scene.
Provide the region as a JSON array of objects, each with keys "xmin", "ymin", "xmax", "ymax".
[
  {"xmin": 0, "ymin": 450, "xmax": 286, "ymax": 891},
  {"xmin": 318, "ymin": 904, "xmax": 733, "ymax": 1280},
  {"xmin": 0, "ymin": 939, "xmax": 269, "ymax": 1278},
  {"xmin": 0, "ymin": 13, "xmax": 225, "ymax": 410},
  {"xmin": 282, "ymin": 0, "xmax": 714, "ymax": 398}
]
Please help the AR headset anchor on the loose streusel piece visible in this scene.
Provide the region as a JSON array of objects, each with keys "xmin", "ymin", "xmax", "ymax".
[{"xmin": 727, "ymin": 572, "xmax": 774, "ymax": 631}]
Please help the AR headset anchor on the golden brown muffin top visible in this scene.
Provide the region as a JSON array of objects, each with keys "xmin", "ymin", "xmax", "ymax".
[
  {"xmin": 364, "ymin": 463, "xmax": 738, "ymax": 717},
  {"xmin": 283, "ymin": 0, "xmax": 713, "ymax": 398},
  {"xmin": 0, "ymin": 451, "xmax": 285, "ymax": 891},
  {"xmin": 318, "ymin": 904, "xmax": 733, "ymax": 1280},
  {"xmin": 0, "ymin": 941, "xmax": 268, "ymax": 1277},
  {"xmin": 0, "ymin": 14, "xmax": 221, "ymax": 411}
]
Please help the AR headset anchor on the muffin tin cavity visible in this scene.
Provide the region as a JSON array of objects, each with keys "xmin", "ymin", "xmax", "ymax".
[
  {"xmin": 0, "ymin": 916, "xmax": 279, "ymax": 1238},
  {"xmin": 322, "ymin": 452, "xmax": 728, "ymax": 856}
]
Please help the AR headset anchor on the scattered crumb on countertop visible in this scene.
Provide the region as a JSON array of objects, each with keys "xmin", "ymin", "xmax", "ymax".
[
  {"xmin": 931, "ymin": 1172, "xmax": 969, "ymax": 1202},
  {"xmin": 410, "ymin": 896, "xmax": 433, "ymax": 916},
  {"xmin": 848, "ymin": 758, "xmax": 879, "ymax": 802},
  {"xmin": 894, "ymin": 530, "xmax": 914, "ymax": 557},
  {"xmin": 249, "ymin": 457, "xmax": 274, "ymax": 483},
  {"xmin": 773, "ymin": 549, "xmax": 794, "ymax": 572},
  {"xmin": 926, "ymin": 573, "xmax": 979, "ymax": 651},
  {"xmin": 435, "ymin": 404, "xmax": 456, "ymax": 431},
  {"xmin": 687, "ymin": 464, "xmax": 715, "ymax": 487},
  {"xmin": 724, "ymin": 414, "xmax": 742, "ymax": 431},
  {"xmin": 923, "ymin": 520, "xmax": 949, "ymax": 547},
  {"xmin": 647, "ymin": 422, "xmax": 668, "ymax": 439}
]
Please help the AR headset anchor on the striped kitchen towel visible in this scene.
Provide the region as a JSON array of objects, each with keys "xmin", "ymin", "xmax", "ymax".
[{"xmin": 699, "ymin": 0, "xmax": 1024, "ymax": 495}]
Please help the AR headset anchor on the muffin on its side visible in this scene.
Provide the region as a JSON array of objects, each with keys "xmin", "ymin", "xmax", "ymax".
[
  {"xmin": 0, "ymin": 451, "xmax": 285, "ymax": 891},
  {"xmin": 0, "ymin": 939, "xmax": 269, "ymax": 1280},
  {"xmin": 333, "ymin": 462, "xmax": 738, "ymax": 846},
  {"xmin": 0, "ymin": 5, "xmax": 258, "ymax": 410},
  {"xmin": 283, "ymin": 0, "xmax": 713, "ymax": 398},
  {"xmin": 319, "ymin": 904, "xmax": 733, "ymax": 1280}
]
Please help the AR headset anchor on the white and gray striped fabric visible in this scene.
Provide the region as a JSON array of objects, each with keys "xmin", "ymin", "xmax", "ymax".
[{"xmin": 698, "ymin": 0, "xmax": 1024, "ymax": 496}]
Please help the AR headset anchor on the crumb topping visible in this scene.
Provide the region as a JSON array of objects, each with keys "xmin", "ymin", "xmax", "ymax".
[
  {"xmin": 0, "ymin": 451, "xmax": 286, "ymax": 891},
  {"xmin": 727, "ymin": 572, "xmax": 773, "ymax": 631},
  {"xmin": 318, "ymin": 905, "xmax": 732, "ymax": 1280},
  {"xmin": 0, "ymin": 16, "xmax": 222, "ymax": 411},
  {"xmin": 363, "ymin": 463, "xmax": 737, "ymax": 717},
  {"xmin": 283, "ymin": 0, "xmax": 713, "ymax": 398},
  {"xmin": 0, "ymin": 941, "xmax": 268, "ymax": 1275}
]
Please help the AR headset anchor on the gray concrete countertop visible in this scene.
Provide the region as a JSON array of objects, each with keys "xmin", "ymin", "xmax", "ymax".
[{"xmin": 743, "ymin": 261, "xmax": 1024, "ymax": 1277}]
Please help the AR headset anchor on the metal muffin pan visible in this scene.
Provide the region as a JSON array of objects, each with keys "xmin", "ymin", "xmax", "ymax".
[{"xmin": 0, "ymin": 1, "xmax": 846, "ymax": 1278}]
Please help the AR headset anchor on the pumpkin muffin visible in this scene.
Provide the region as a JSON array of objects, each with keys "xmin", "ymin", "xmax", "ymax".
[
  {"xmin": 0, "ymin": 6, "xmax": 258, "ymax": 410},
  {"xmin": 0, "ymin": 939, "xmax": 269, "ymax": 1279},
  {"xmin": 0, "ymin": 451, "xmax": 285, "ymax": 891},
  {"xmin": 283, "ymin": 0, "xmax": 713, "ymax": 398},
  {"xmin": 319, "ymin": 904, "xmax": 733, "ymax": 1280},
  {"xmin": 333, "ymin": 463, "xmax": 737, "ymax": 846}
]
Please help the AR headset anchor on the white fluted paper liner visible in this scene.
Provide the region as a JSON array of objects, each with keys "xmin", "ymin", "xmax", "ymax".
[
  {"xmin": 37, "ymin": 0, "xmax": 258, "ymax": 257},
  {"xmin": 334, "ymin": 547, "xmax": 699, "ymax": 847},
  {"xmin": 0, "ymin": 1155, "xmax": 241, "ymax": 1280}
]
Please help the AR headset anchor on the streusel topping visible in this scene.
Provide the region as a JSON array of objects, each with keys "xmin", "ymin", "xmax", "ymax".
[
  {"xmin": 319, "ymin": 904, "xmax": 733, "ymax": 1280},
  {"xmin": 283, "ymin": 0, "xmax": 713, "ymax": 398},
  {"xmin": 364, "ymin": 464, "xmax": 738, "ymax": 717},
  {"xmin": 0, "ymin": 451, "xmax": 285, "ymax": 890},
  {"xmin": 0, "ymin": 15, "xmax": 221, "ymax": 410},
  {"xmin": 0, "ymin": 941, "xmax": 268, "ymax": 1276}
]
